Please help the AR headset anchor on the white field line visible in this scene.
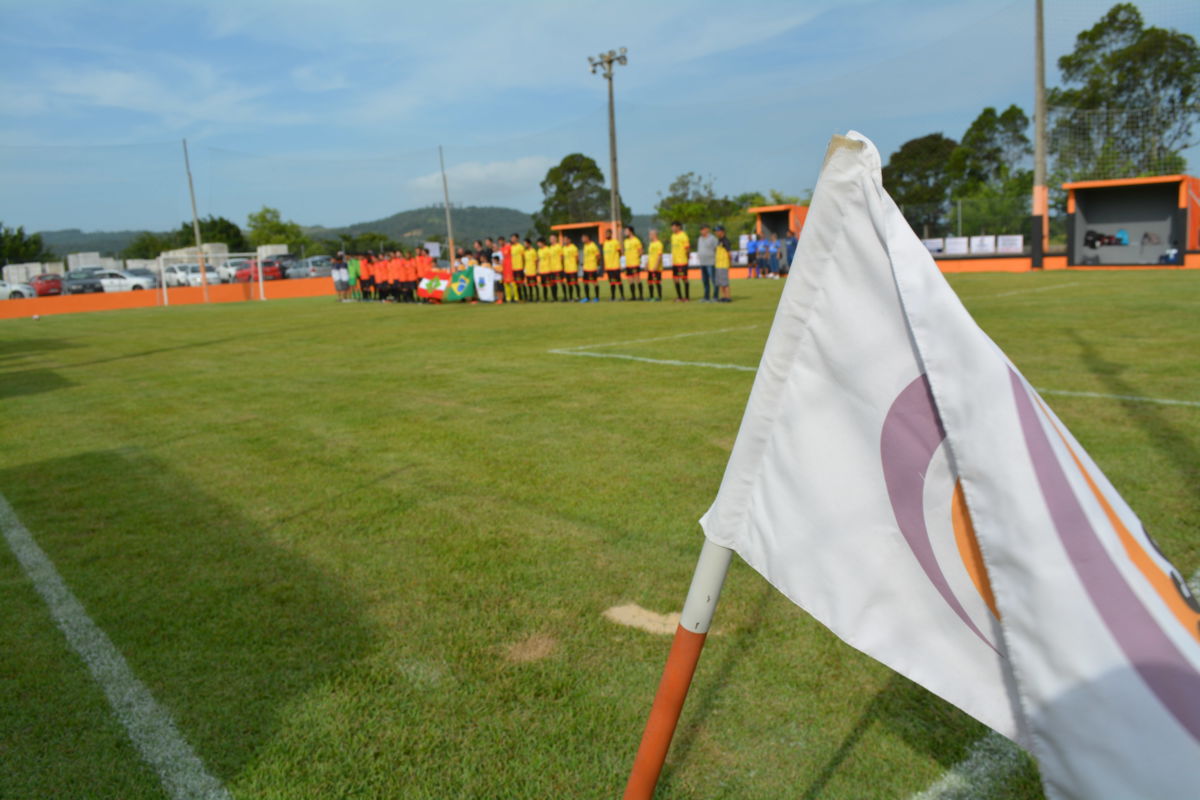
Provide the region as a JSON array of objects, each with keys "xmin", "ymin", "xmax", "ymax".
[
  {"xmin": 0, "ymin": 493, "xmax": 231, "ymax": 800},
  {"xmin": 552, "ymin": 324, "xmax": 762, "ymax": 353},
  {"xmin": 1035, "ymin": 388, "xmax": 1200, "ymax": 409},
  {"xmin": 551, "ymin": 337, "xmax": 1200, "ymax": 408},
  {"xmin": 912, "ymin": 566, "xmax": 1200, "ymax": 800},
  {"xmin": 908, "ymin": 731, "xmax": 1027, "ymax": 800},
  {"xmin": 963, "ymin": 281, "xmax": 1084, "ymax": 300}
]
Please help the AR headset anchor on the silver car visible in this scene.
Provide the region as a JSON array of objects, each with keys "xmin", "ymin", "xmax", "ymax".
[{"xmin": 0, "ymin": 280, "xmax": 36, "ymax": 299}]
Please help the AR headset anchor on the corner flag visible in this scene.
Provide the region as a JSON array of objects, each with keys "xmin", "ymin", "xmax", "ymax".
[{"xmin": 662, "ymin": 132, "xmax": 1199, "ymax": 799}]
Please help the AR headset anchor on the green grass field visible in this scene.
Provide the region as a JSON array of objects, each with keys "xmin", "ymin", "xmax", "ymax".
[{"xmin": 1, "ymin": 272, "xmax": 1197, "ymax": 799}]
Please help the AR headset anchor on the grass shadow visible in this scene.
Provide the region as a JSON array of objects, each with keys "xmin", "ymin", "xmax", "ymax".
[
  {"xmin": 656, "ymin": 580, "xmax": 775, "ymax": 792},
  {"xmin": 0, "ymin": 449, "xmax": 377, "ymax": 791},
  {"xmin": 0, "ymin": 368, "xmax": 75, "ymax": 399}
]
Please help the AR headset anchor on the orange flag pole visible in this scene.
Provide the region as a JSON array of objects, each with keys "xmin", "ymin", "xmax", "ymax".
[{"xmin": 624, "ymin": 538, "xmax": 733, "ymax": 799}]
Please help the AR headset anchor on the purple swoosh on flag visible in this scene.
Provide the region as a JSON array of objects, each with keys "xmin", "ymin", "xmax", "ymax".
[
  {"xmin": 881, "ymin": 374, "xmax": 997, "ymax": 653},
  {"xmin": 1009, "ymin": 368, "xmax": 1200, "ymax": 742}
]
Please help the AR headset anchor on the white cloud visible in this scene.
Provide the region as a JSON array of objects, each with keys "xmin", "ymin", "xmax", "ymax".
[
  {"xmin": 290, "ymin": 65, "xmax": 348, "ymax": 93},
  {"xmin": 407, "ymin": 155, "xmax": 555, "ymax": 205}
]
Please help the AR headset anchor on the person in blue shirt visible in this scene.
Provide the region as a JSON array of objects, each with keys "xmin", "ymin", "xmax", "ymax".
[
  {"xmin": 767, "ymin": 234, "xmax": 781, "ymax": 278},
  {"xmin": 784, "ymin": 229, "xmax": 798, "ymax": 275}
]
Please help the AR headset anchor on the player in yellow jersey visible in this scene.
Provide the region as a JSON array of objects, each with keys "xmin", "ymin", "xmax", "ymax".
[
  {"xmin": 670, "ymin": 220, "xmax": 691, "ymax": 302},
  {"xmin": 645, "ymin": 229, "xmax": 664, "ymax": 302},
  {"xmin": 509, "ymin": 233, "xmax": 525, "ymax": 302},
  {"xmin": 623, "ymin": 225, "xmax": 644, "ymax": 301},
  {"xmin": 561, "ymin": 234, "xmax": 580, "ymax": 302},
  {"xmin": 580, "ymin": 232, "xmax": 600, "ymax": 302},
  {"xmin": 602, "ymin": 227, "xmax": 624, "ymax": 301},
  {"xmin": 523, "ymin": 238, "xmax": 539, "ymax": 302},
  {"xmin": 536, "ymin": 238, "xmax": 553, "ymax": 302},
  {"xmin": 548, "ymin": 235, "xmax": 564, "ymax": 302}
]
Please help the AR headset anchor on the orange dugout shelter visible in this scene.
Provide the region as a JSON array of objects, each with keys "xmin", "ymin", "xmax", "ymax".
[
  {"xmin": 747, "ymin": 204, "xmax": 808, "ymax": 239},
  {"xmin": 1064, "ymin": 174, "xmax": 1199, "ymax": 268}
]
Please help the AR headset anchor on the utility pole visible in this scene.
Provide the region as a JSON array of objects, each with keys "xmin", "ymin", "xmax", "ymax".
[
  {"xmin": 439, "ymin": 145, "xmax": 455, "ymax": 266},
  {"xmin": 1032, "ymin": 0, "xmax": 1048, "ymax": 267},
  {"xmin": 589, "ymin": 47, "xmax": 627, "ymax": 243},
  {"xmin": 181, "ymin": 138, "xmax": 209, "ymax": 301}
]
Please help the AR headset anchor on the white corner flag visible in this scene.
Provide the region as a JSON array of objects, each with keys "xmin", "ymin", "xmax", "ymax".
[{"xmin": 699, "ymin": 132, "xmax": 1200, "ymax": 799}]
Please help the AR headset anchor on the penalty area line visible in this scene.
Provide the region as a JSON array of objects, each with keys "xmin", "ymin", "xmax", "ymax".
[
  {"xmin": 551, "ymin": 345, "xmax": 1199, "ymax": 408},
  {"xmin": 0, "ymin": 493, "xmax": 232, "ymax": 800}
]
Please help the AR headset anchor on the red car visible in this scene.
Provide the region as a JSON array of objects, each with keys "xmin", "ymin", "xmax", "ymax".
[
  {"xmin": 31, "ymin": 273, "xmax": 63, "ymax": 296},
  {"xmin": 234, "ymin": 259, "xmax": 284, "ymax": 282}
]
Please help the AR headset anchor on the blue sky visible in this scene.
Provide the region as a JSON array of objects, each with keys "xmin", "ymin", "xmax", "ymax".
[{"xmin": 1, "ymin": 0, "xmax": 1197, "ymax": 233}]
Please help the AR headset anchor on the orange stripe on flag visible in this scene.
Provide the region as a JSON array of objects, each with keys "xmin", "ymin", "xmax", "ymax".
[
  {"xmin": 952, "ymin": 481, "xmax": 1000, "ymax": 619},
  {"xmin": 1036, "ymin": 397, "xmax": 1200, "ymax": 645}
]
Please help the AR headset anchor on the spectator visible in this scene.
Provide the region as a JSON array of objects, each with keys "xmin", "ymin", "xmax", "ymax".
[
  {"xmin": 784, "ymin": 229, "xmax": 798, "ymax": 275},
  {"xmin": 714, "ymin": 225, "xmax": 732, "ymax": 303},
  {"xmin": 747, "ymin": 233, "xmax": 759, "ymax": 278},
  {"xmin": 696, "ymin": 223, "xmax": 717, "ymax": 302}
]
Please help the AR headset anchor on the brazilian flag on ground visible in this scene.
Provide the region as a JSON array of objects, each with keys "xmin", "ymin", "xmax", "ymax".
[{"xmin": 444, "ymin": 267, "xmax": 476, "ymax": 302}]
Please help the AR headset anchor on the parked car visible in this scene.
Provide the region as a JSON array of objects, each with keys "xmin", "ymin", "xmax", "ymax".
[
  {"xmin": 126, "ymin": 267, "xmax": 160, "ymax": 288},
  {"xmin": 0, "ymin": 280, "xmax": 36, "ymax": 299},
  {"xmin": 286, "ymin": 255, "xmax": 333, "ymax": 279},
  {"xmin": 235, "ymin": 259, "xmax": 285, "ymax": 282},
  {"xmin": 184, "ymin": 264, "xmax": 221, "ymax": 287},
  {"xmin": 162, "ymin": 264, "xmax": 193, "ymax": 287},
  {"xmin": 218, "ymin": 259, "xmax": 249, "ymax": 283},
  {"xmin": 96, "ymin": 270, "xmax": 154, "ymax": 292},
  {"xmin": 30, "ymin": 273, "xmax": 63, "ymax": 296},
  {"xmin": 63, "ymin": 269, "xmax": 106, "ymax": 294}
]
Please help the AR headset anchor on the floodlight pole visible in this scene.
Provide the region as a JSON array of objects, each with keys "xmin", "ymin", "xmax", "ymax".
[
  {"xmin": 439, "ymin": 145, "xmax": 456, "ymax": 266},
  {"xmin": 1032, "ymin": 0, "xmax": 1048, "ymax": 268},
  {"xmin": 590, "ymin": 48, "xmax": 627, "ymax": 244},
  {"xmin": 181, "ymin": 138, "xmax": 209, "ymax": 301}
]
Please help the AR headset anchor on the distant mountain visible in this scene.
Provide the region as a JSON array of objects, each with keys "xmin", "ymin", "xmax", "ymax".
[
  {"xmin": 36, "ymin": 206, "xmax": 661, "ymax": 258},
  {"xmin": 308, "ymin": 206, "xmax": 660, "ymax": 246},
  {"xmin": 38, "ymin": 229, "xmax": 145, "ymax": 258},
  {"xmin": 307, "ymin": 205, "xmax": 536, "ymax": 246}
]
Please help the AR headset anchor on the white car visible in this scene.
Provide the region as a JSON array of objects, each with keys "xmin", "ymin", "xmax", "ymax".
[
  {"xmin": 218, "ymin": 259, "xmax": 248, "ymax": 283},
  {"xmin": 0, "ymin": 280, "xmax": 36, "ymax": 299},
  {"xmin": 185, "ymin": 264, "xmax": 220, "ymax": 287},
  {"xmin": 162, "ymin": 264, "xmax": 193, "ymax": 287},
  {"xmin": 96, "ymin": 270, "xmax": 155, "ymax": 292}
]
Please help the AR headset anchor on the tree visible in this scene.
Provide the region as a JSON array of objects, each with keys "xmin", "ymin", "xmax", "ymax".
[
  {"xmin": 654, "ymin": 172, "xmax": 746, "ymax": 239},
  {"xmin": 945, "ymin": 106, "xmax": 1033, "ymax": 235},
  {"xmin": 881, "ymin": 133, "xmax": 959, "ymax": 237},
  {"xmin": 174, "ymin": 216, "xmax": 248, "ymax": 252},
  {"xmin": 122, "ymin": 231, "xmax": 169, "ymax": 259},
  {"xmin": 532, "ymin": 154, "xmax": 631, "ymax": 237},
  {"xmin": 1048, "ymin": 3, "xmax": 1200, "ymax": 180},
  {"xmin": 947, "ymin": 105, "xmax": 1032, "ymax": 196},
  {"xmin": 0, "ymin": 222, "xmax": 53, "ymax": 264},
  {"xmin": 246, "ymin": 206, "xmax": 312, "ymax": 255}
]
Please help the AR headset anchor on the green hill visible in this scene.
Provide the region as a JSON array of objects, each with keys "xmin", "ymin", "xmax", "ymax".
[{"xmin": 36, "ymin": 207, "xmax": 661, "ymax": 258}]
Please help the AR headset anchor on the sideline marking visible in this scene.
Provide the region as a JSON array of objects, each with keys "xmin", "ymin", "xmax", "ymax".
[
  {"xmin": 908, "ymin": 731, "xmax": 1027, "ymax": 800},
  {"xmin": 966, "ymin": 281, "xmax": 1083, "ymax": 299},
  {"xmin": 1036, "ymin": 388, "xmax": 1200, "ymax": 409},
  {"xmin": 549, "ymin": 331, "xmax": 1195, "ymax": 407},
  {"xmin": 0, "ymin": 493, "xmax": 232, "ymax": 800},
  {"xmin": 548, "ymin": 324, "xmax": 761, "ymax": 372}
]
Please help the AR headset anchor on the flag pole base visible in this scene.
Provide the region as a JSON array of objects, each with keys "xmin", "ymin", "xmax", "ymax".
[{"xmin": 624, "ymin": 538, "xmax": 733, "ymax": 800}]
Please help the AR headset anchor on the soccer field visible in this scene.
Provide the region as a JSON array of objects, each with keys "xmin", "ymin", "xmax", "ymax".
[{"xmin": 1, "ymin": 272, "xmax": 1197, "ymax": 799}]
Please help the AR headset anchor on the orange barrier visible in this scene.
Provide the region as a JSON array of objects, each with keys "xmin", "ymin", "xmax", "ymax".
[{"xmin": 0, "ymin": 278, "xmax": 337, "ymax": 320}]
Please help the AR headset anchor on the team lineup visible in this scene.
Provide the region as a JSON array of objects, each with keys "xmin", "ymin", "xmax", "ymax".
[{"xmin": 331, "ymin": 221, "xmax": 737, "ymax": 305}]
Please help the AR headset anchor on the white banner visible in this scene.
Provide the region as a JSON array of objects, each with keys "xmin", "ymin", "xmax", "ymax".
[{"xmin": 473, "ymin": 266, "xmax": 496, "ymax": 302}]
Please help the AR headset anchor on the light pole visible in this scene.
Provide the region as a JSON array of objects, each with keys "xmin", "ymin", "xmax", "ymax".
[{"xmin": 589, "ymin": 47, "xmax": 627, "ymax": 243}]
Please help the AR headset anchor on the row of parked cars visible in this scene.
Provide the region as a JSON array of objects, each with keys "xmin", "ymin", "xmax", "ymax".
[
  {"xmin": 1, "ymin": 255, "xmax": 335, "ymax": 299},
  {"xmin": 161, "ymin": 255, "xmax": 333, "ymax": 287}
]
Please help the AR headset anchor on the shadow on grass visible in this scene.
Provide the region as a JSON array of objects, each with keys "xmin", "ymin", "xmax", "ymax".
[
  {"xmin": 0, "ymin": 337, "xmax": 78, "ymax": 362},
  {"xmin": 656, "ymin": 580, "xmax": 775, "ymax": 792},
  {"xmin": 0, "ymin": 449, "xmax": 376, "ymax": 787},
  {"xmin": 1068, "ymin": 330, "xmax": 1200, "ymax": 492},
  {"xmin": 0, "ymin": 368, "xmax": 75, "ymax": 399}
]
